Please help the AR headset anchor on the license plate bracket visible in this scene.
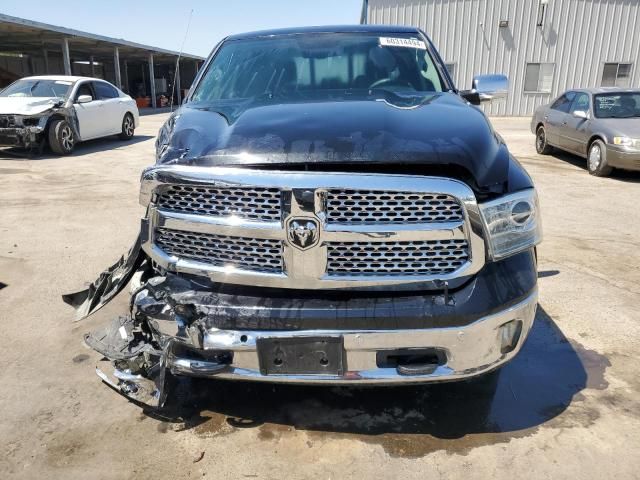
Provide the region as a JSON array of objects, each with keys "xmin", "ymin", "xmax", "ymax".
[{"xmin": 257, "ymin": 337, "xmax": 344, "ymax": 376}]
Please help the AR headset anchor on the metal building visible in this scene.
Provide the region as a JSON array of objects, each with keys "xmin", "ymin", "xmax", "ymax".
[{"xmin": 361, "ymin": 0, "xmax": 640, "ymax": 115}]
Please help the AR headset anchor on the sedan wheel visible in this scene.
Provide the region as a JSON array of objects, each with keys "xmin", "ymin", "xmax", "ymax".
[
  {"xmin": 48, "ymin": 119, "xmax": 75, "ymax": 155},
  {"xmin": 536, "ymin": 126, "xmax": 553, "ymax": 154},
  {"xmin": 119, "ymin": 113, "xmax": 135, "ymax": 140},
  {"xmin": 60, "ymin": 125, "xmax": 74, "ymax": 151},
  {"xmin": 588, "ymin": 140, "xmax": 613, "ymax": 177}
]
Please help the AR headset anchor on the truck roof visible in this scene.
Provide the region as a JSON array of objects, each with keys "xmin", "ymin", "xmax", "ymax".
[{"xmin": 226, "ymin": 24, "xmax": 422, "ymax": 41}]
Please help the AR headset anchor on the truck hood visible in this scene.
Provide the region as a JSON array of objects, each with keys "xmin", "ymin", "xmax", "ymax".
[
  {"xmin": 157, "ymin": 92, "xmax": 511, "ymax": 190},
  {"xmin": 0, "ymin": 96, "xmax": 62, "ymax": 115}
]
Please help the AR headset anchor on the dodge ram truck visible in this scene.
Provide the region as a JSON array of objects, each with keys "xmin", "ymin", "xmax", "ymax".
[{"xmin": 64, "ymin": 25, "xmax": 542, "ymax": 408}]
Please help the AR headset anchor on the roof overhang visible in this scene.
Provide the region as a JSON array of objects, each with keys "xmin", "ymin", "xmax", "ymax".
[{"xmin": 0, "ymin": 13, "xmax": 205, "ymax": 62}]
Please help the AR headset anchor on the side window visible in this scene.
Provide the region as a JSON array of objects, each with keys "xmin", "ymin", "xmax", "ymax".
[
  {"xmin": 570, "ymin": 93, "xmax": 590, "ymax": 114},
  {"xmin": 74, "ymin": 82, "xmax": 94, "ymax": 102},
  {"xmin": 551, "ymin": 92, "xmax": 576, "ymax": 113},
  {"xmin": 93, "ymin": 82, "xmax": 119, "ymax": 100}
]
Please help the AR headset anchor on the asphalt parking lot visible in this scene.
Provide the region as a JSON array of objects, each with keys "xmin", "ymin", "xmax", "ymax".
[{"xmin": 1, "ymin": 113, "xmax": 639, "ymax": 479}]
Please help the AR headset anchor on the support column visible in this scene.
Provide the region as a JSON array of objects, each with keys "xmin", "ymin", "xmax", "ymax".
[
  {"xmin": 90, "ymin": 56, "xmax": 95, "ymax": 77},
  {"xmin": 175, "ymin": 58, "xmax": 182, "ymax": 105},
  {"xmin": 148, "ymin": 53, "xmax": 156, "ymax": 108},
  {"xmin": 123, "ymin": 60, "xmax": 129, "ymax": 94},
  {"xmin": 113, "ymin": 47, "xmax": 122, "ymax": 89},
  {"xmin": 194, "ymin": 59, "xmax": 200, "ymax": 73},
  {"xmin": 62, "ymin": 38, "xmax": 71, "ymax": 75},
  {"xmin": 42, "ymin": 48, "xmax": 49, "ymax": 73}
]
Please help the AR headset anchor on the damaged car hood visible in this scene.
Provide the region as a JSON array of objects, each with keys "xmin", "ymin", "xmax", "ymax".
[
  {"xmin": 0, "ymin": 96, "xmax": 62, "ymax": 115},
  {"xmin": 156, "ymin": 92, "xmax": 510, "ymax": 189}
]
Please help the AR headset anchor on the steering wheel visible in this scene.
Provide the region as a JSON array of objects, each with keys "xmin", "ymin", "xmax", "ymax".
[{"xmin": 368, "ymin": 78, "xmax": 413, "ymax": 89}]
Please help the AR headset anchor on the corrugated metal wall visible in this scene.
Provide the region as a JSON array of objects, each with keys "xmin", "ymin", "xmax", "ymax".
[{"xmin": 365, "ymin": 0, "xmax": 640, "ymax": 115}]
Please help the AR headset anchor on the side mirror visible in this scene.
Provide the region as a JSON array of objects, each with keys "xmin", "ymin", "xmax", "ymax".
[
  {"xmin": 77, "ymin": 95, "xmax": 92, "ymax": 104},
  {"xmin": 460, "ymin": 74, "xmax": 509, "ymax": 105},
  {"xmin": 573, "ymin": 110, "xmax": 589, "ymax": 119}
]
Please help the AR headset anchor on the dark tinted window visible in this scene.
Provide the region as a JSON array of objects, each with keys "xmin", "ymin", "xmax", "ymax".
[
  {"xmin": 192, "ymin": 33, "xmax": 445, "ymax": 105},
  {"xmin": 75, "ymin": 82, "xmax": 94, "ymax": 101},
  {"xmin": 551, "ymin": 92, "xmax": 576, "ymax": 113},
  {"xmin": 93, "ymin": 81, "xmax": 119, "ymax": 99},
  {"xmin": 594, "ymin": 92, "xmax": 640, "ymax": 118}
]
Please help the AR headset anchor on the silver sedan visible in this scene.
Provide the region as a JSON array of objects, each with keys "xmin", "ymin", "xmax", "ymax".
[{"xmin": 531, "ymin": 88, "xmax": 640, "ymax": 176}]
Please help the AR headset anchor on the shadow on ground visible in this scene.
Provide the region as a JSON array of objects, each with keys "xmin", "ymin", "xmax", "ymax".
[
  {"xmin": 145, "ymin": 306, "xmax": 609, "ymax": 456},
  {"xmin": 548, "ymin": 149, "xmax": 640, "ymax": 182},
  {"xmin": 0, "ymin": 135, "xmax": 154, "ymax": 160}
]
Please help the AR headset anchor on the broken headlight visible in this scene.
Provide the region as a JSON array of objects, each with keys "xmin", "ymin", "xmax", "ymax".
[
  {"xmin": 22, "ymin": 117, "xmax": 41, "ymax": 127},
  {"xmin": 479, "ymin": 188, "xmax": 542, "ymax": 261}
]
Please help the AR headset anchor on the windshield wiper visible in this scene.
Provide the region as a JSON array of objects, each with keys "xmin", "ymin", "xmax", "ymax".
[{"xmin": 368, "ymin": 88, "xmax": 436, "ymax": 108}]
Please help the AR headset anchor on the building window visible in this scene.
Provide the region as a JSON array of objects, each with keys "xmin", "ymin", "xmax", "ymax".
[
  {"xmin": 444, "ymin": 62, "xmax": 456, "ymax": 80},
  {"xmin": 524, "ymin": 63, "xmax": 554, "ymax": 93},
  {"xmin": 601, "ymin": 63, "xmax": 632, "ymax": 87}
]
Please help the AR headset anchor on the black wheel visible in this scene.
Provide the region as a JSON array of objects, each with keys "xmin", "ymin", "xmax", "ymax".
[
  {"xmin": 535, "ymin": 126, "xmax": 553, "ymax": 154},
  {"xmin": 48, "ymin": 119, "xmax": 75, "ymax": 155},
  {"xmin": 588, "ymin": 139, "xmax": 612, "ymax": 177},
  {"xmin": 119, "ymin": 113, "xmax": 135, "ymax": 140}
]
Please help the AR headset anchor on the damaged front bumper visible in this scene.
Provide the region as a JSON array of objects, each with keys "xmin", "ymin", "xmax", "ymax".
[
  {"xmin": 0, "ymin": 125, "xmax": 45, "ymax": 149},
  {"xmin": 86, "ymin": 270, "xmax": 537, "ymax": 408},
  {"xmin": 66, "ymin": 235, "xmax": 537, "ymax": 408}
]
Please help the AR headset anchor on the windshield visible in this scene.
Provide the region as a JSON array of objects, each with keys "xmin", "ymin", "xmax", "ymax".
[
  {"xmin": 594, "ymin": 92, "xmax": 640, "ymax": 118},
  {"xmin": 0, "ymin": 79, "xmax": 73, "ymax": 99},
  {"xmin": 191, "ymin": 33, "xmax": 446, "ymax": 105}
]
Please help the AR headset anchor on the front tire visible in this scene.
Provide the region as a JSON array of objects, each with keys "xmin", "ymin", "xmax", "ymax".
[
  {"xmin": 536, "ymin": 126, "xmax": 553, "ymax": 154},
  {"xmin": 48, "ymin": 119, "xmax": 75, "ymax": 155},
  {"xmin": 588, "ymin": 140, "xmax": 612, "ymax": 177},
  {"xmin": 119, "ymin": 113, "xmax": 135, "ymax": 140}
]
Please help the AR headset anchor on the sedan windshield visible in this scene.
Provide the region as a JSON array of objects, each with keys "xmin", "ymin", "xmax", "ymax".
[
  {"xmin": 0, "ymin": 79, "xmax": 73, "ymax": 99},
  {"xmin": 191, "ymin": 33, "xmax": 446, "ymax": 106},
  {"xmin": 594, "ymin": 92, "xmax": 640, "ymax": 118}
]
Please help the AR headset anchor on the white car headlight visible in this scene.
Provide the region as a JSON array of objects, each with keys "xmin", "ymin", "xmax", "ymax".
[
  {"xmin": 479, "ymin": 189, "xmax": 542, "ymax": 261},
  {"xmin": 613, "ymin": 136, "xmax": 633, "ymax": 146}
]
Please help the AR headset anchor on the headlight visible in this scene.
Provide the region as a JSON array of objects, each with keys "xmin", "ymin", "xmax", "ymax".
[
  {"xmin": 612, "ymin": 136, "xmax": 635, "ymax": 147},
  {"xmin": 479, "ymin": 189, "xmax": 542, "ymax": 261}
]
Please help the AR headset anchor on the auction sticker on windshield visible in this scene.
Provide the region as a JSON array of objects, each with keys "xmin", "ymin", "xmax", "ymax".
[{"xmin": 379, "ymin": 37, "xmax": 426, "ymax": 49}]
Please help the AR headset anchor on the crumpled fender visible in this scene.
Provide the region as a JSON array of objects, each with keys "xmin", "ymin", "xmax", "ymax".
[{"xmin": 62, "ymin": 233, "xmax": 145, "ymax": 320}]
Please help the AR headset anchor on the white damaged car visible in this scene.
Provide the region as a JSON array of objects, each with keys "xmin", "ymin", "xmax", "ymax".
[{"xmin": 0, "ymin": 75, "xmax": 139, "ymax": 155}]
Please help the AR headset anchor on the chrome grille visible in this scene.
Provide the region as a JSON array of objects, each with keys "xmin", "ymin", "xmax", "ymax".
[
  {"xmin": 157, "ymin": 185, "xmax": 281, "ymax": 222},
  {"xmin": 142, "ymin": 167, "xmax": 485, "ymax": 290},
  {"xmin": 326, "ymin": 189, "xmax": 463, "ymax": 224},
  {"xmin": 326, "ymin": 239, "xmax": 469, "ymax": 276},
  {"xmin": 155, "ymin": 227, "xmax": 283, "ymax": 273}
]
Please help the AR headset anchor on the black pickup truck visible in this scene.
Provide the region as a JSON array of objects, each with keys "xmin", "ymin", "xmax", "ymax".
[{"xmin": 65, "ymin": 25, "xmax": 541, "ymax": 408}]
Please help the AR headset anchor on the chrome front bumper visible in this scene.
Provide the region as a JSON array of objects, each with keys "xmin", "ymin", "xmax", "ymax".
[
  {"xmin": 164, "ymin": 289, "xmax": 537, "ymax": 384},
  {"xmin": 95, "ymin": 289, "xmax": 537, "ymax": 407}
]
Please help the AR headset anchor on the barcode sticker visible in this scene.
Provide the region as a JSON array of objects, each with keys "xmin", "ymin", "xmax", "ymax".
[{"xmin": 379, "ymin": 37, "xmax": 426, "ymax": 50}]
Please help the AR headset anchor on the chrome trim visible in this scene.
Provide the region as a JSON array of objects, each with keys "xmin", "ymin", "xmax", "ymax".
[
  {"xmin": 164, "ymin": 289, "xmax": 538, "ymax": 384},
  {"xmin": 140, "ymin": 166, "xmax": 486, "ymax": 291}
]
